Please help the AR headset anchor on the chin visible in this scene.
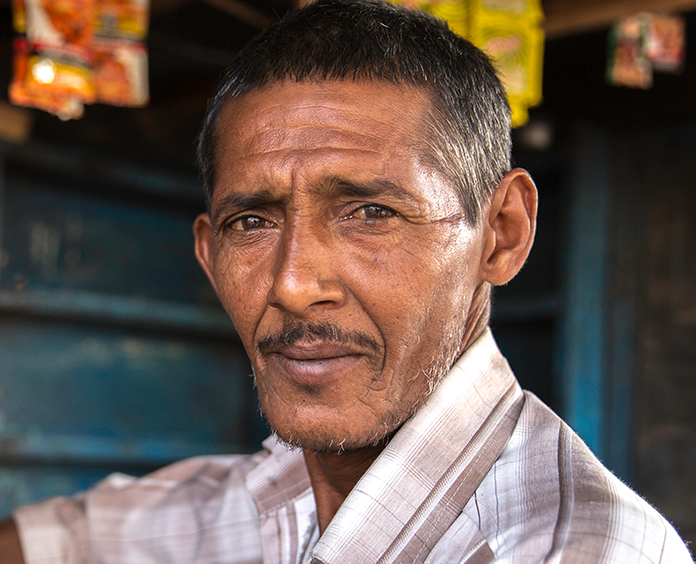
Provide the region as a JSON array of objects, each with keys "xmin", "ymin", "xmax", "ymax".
[
  {"xmin": 273, "ymin": 428, "xmax": 394, "ymax": 455},
  {"xmin": 266, "ymin": 409, "xmax": 406, "ymax": 455}
]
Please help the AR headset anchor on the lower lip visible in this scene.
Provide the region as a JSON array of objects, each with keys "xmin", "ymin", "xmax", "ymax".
[{"xmin": 270, "ymin": 354, "xmax": 365, "ymax": 386}]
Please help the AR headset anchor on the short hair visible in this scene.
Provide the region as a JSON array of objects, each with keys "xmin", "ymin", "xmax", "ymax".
[{"xmin": 197, "ymin": 0, "xmax": 511, "ymax": 225}]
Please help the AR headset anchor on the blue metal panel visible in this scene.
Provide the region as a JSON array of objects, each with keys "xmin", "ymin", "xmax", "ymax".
[
  {"xmin": 0, "ymin": 466, "xmax": 141, "ymax": 519},
  {"xmin": 603, "ymin": 136, "xmax": 641, "ymax": 483},
  {"xmin": 0, "ymin": 148, "xmax": 6, "ymax": 294},
  {"xmin": 1, "ymin": 178, "xmax": 215, "ymax": 307},
  {"xmin": 0, "ymin": 317, "xmax": 255, "ymax": 465},
  {"xmin": 0, "ymin": 148, "xmax": 269, "ymax": 519},
  {"xmin": 559, "ymin": 125, "xmax": 611, "ymax": 460},
  {"xmin": 0, "ymin": 288, "xmax": 236, "ymax": 336}
]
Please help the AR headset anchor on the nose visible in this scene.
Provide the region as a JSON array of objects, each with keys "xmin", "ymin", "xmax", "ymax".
[{"xmin": 267, "ymin": 221, "xmax": 345, "ymax": 316}]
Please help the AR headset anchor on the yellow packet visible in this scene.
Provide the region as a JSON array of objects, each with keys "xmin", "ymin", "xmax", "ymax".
[
  {"xmin": 12, "ymin": 0, "xmax": 26, "ymax": 34},
  {"xmin": 24, "ymin": 46, "xmax": 95, "ymax": 103},
  {"xmin": 96, "ymin": 0, "xmax": 149, "ymax": 41},
  {"xmin": 468, "ymin": 0, "xmax": 544, "ymax": 126},
  {"xmin": 386, "ymin": 0, "xmax": 543, "ymax": 127},
  {"xmin": 386, "ymin": 0, "xmax": 468, "ymax": 38}
]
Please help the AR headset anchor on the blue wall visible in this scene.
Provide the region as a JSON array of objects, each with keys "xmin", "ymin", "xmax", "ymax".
[{"xmin": 0, "ymin": 144, "xmax": 264, "ymax": 517}]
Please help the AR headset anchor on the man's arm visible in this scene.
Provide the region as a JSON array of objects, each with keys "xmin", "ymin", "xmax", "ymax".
[{"xmin": 0, "ymin": 519, "xmax": 25, "ymax": 564}]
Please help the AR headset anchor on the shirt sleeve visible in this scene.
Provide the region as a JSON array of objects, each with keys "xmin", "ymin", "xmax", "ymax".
[
  {"xmin": 13, "ymin": 494, "xmax": 90, "ymax": 564},
  {"xmin": 11, "ymin": 456, "xmax": 261, "ymax": 564}
]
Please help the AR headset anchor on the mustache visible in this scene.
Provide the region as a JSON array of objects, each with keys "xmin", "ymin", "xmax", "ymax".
[{"xmin": 257, "ymin": 320, "xmax": 381, "ymax": 356}]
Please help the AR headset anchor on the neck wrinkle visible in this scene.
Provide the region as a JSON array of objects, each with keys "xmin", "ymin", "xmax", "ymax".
[{"xmin": 458, "ymin": 281, "xmax": 491, "ymax": 357}]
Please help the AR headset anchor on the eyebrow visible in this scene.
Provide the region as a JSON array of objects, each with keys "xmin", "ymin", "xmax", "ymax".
[
  {"xmin": 211, "ymin": 189, "xmax": 285, "ymax": 226},
  {"xmin": 315, "ymin": 177, "xmax": 419, "ymax": 205}
]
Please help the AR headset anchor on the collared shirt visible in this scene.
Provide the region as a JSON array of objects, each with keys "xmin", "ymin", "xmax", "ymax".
[{"xmin": 14, "ymin": 329, "xmax": 694, "ymax": 564}]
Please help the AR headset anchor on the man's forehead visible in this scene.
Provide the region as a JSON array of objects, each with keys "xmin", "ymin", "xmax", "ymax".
[
  {"xmin": 214, "ymin": 79, "xmax": 435, "ymax": 142},
  {"xmin": 207, "ymin": 79, "xmax": 465, "ymax": 219},
  {"xmin": 210, "ymin": 80, "xmax": 430, "ymax": 174}
]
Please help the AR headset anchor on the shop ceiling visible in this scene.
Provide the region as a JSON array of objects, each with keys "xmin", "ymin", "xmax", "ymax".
[
  {"xmin": 544, "ymin": 0, "xmax": 696, "ymax": 37},
  {"xmin": 149, "ymin": 0, "xmax": 696, "ymax": 38},
  {"xmin": 0, "ymin": 0, "xmax": 694, "ymax": 176}
]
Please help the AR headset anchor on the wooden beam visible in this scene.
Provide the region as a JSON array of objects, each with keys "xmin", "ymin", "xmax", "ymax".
[
  {"xmin": 198, "ymin": 0, "xmax": 273, "ymax": 29},
  {"xmin": 544, "ymin": 0, "xmax": 696, "ymax": 38},
  {"xmin": 150, "ymin": 0, "xmax": 273, "ymax": 28}
]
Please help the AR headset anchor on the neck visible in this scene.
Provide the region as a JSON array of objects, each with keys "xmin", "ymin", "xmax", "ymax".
[
  {"xmin": 302, "ymin": 283, "xmax": 492, "ymax": 534},
  {"xmin": 303, "ymin": 443, "xmax": 385, "ymax": 533},
  {"xmin": 458, "ymin": 282, "xmax": 491, "ymax": 356}
]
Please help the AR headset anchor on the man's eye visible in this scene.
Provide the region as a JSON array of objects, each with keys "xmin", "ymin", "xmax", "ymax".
[
  {"xmin": 352, "ymin": 205, "xmax": 396, "ymax": 221},
  {"xmin": 227, "ymin": 216, "xmax": 274, "ymax": 231}
]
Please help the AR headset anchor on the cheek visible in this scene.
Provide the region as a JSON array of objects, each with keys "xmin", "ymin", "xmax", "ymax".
[
  {"xmin": 351, "ymin": 229, "xmax": 478, "ymax": 362},
  {"xmin": 353, "ymin": 226, "xmax": 476, "ymax": 309},
  {"xmin": 212, "ymin": 246, "xmax": 273, "ymax": 344},
  {"xmin": 347, "ymin": 252, "xmax": 455, "ymax": 345}
]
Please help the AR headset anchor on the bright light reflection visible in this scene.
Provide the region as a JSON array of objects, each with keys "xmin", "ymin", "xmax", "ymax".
[{"xmin": 33, "ymin": 58, "xmax": 57, "ymax": 85}]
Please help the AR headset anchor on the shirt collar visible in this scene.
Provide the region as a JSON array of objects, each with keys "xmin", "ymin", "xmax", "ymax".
[
  {"xmin": 246, "ymin": 436, "xmax": 311, "ymax": 515},
  {"xmin": 311, "ymin": 328, "xmax": 525, "ymax": 564}
]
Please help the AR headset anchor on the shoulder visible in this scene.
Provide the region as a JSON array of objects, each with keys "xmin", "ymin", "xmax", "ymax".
[
  {"xmin": 87, "ymin": 451, "xmax": 267, "ymax": 519},
  {"xmin": 466, "ymin": 392, "xmax": 693, "ymax": 563},
  {"xmin": 14, "ymin": 451, "xmax": 270, "ymax": 564},
  {"xmin": 91, "ymin": 450, "xmax": 268, "ymax": 498}
]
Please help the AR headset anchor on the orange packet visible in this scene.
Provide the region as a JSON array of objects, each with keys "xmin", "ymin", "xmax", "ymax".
[
  {"xmin": 10, "ymin": 38, "xmax": 85, "ymax": 119},
  {"xmin": 92, "ymin": 39, "xmax": 148, "ymax": 106}
]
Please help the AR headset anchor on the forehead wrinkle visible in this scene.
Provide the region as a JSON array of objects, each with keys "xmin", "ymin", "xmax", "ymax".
[
  {"xmin": 242, "ymin": 95, "xmax": 418, "ymax": 128},
  {"xmin": 232, "ymin": 146, "xmax": 383, "ymax": 162},
  {"xmin": 215, "ymin": 82, "xmax": 432, "ymax": 164},
  {"xmin": 223, "ymin": 93, "xmax": 425, "ymax": 152},
  {"xmin": 240, "ymin": 124, "xmax": 388, "ymax": 156}
]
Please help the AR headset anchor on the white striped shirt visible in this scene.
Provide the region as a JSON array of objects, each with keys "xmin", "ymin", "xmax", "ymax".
[{"xmin": 14, "ymin": 329, "xmax": 694, "ymax": 563}]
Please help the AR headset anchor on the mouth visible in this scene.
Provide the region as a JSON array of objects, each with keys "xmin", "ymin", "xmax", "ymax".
[{"xmin": 266, "ymin": 342, "xmax": 369, "ymax": 386}]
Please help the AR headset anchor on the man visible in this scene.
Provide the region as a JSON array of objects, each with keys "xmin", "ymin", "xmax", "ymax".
[{"xmin": 1, "ymin": 0, "xmax": 693, "ymax": 562}]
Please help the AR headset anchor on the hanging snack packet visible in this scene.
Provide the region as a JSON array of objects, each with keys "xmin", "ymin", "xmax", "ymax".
[
  {"xmin": 468, "ymin": 0, "xmax": 545, "ymax": 127},
  {"xmin": 13, "ymin": 0, "xmax": 27, "ymax": 34},
  {"xmin": 22, "ymin": 0, "xmax": 96, "ymax": 108},
  {"xmin": 92, "ymin": 39, "xmax": 148, "ymax": 106},
  {"xmin": 607, "ymin": 15, "xmax": 652, "ymax": 89},
  {"xmin": 26, "ymin": 0, "xmax": 95, "ymax": 47},
  {"xmin": 644, "ymin": 12, "xmax": 685, "ymax": 73},
  {"xmin": 386, "ymin": 0, "xmax": 468, "ymax": 39},
  {"xmin": 92, "ymin": 0, "xmax": 149, "ymax": 106},
  {"xmin": 23, "ymin": 44, "xmax": 94, "ymax": 103},
  {"xmin": 10, "ymin": 37, "xmax": 86, "ymax": 119},
  {"xmin": 10, "ymin": 0, "xmax": 149, "ymax": 117},
  {"xmin": 96, "ymin": 0, "xmax": 149, "ymax": 41},
  {"xmin": 10, "ymin": 0, "xmax": 94, "ymax": 118}
]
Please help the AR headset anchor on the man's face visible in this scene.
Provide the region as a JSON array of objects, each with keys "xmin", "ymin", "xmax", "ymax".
[{"xmin": 197, "ymin": 81, "xmax": 488, "ymax": 453}]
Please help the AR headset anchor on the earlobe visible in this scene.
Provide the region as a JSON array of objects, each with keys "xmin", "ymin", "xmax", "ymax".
[
  {"xmin": 479, "ymin": 168, "xmax": 537, "ymax": 286},
  {"xmin": 193, "ymin": 213, "xmax": 218, "ymax": 293}
]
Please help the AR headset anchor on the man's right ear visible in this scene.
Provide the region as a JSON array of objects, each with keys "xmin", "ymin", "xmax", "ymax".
[{"xmin": 193, "ymin": 213, "xmax": 218, "ymax": 293}]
